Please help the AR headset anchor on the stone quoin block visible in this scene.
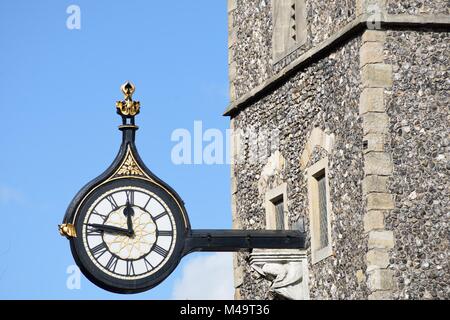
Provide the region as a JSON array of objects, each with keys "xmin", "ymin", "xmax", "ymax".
[
  {"xmin": 229, "ymin": 61, "xmax": 237, "ymax": 81},
  {"xmin": 228, "ymin": 47, "xmax": 234, "ymax": 65},
  {"xmin": 234, "ymin": 288, "xmax": 242, "ymax": 300},
  {"xmin": 368, "ymin": 230, "xmax": 395, "ymax": 249},
  {"xmin": 362, "ymin": 64, "xmax": 393, "ymax": 88},
  {"xmin": 231, "ymin": 175, "xmax": 238, "ymax": 194},
  {"xmin": 234, "ymin": 265, "xmax": 244, "ymax": 288},
  {"xmin": 366, "ymin": 249, "xmax": 390, "ymax": 271},
  {"xmin": 363, "ymin": 210, "xmax": 385, "ymax": 233},
  {"xmin": 228, "ymin": 28, "xmax": 237, "ymax": 49},
  {"xmin": 367, "ymin": 193, "xmax": 395, "ymax": 210},
  {"xmin": 363, "ymin": 133, "xmax": 386, "ymax": 153},
  {"xmin": 364, "ymin": 152, "xmax": 393, "ymax": 176},
  {"xmin": 360, "ymin": 88, "xmax": 385, "ymax": 114},
  {"xmin": 360, "ymin": 42, "xmax": 384, "ymax": 67},
  {"xmin": 232, "ymin": 205, "xmax": 242, "ymax": 227},
  {"xmin": 367, "ymin": 269, "xmax": 395, "ymax": 291},
  {"xmin": 356, "ymin": 270, "xmax": 365, "ymax": 284},
  {"xmin": 368, "ymin": 290, "xmax": 393, "ymax": 300},
  {"xmin": 228, "ymin": 0, "xmax": 237, "ymax": 13},
  {"xmin": 362, "ymin": 175, "xmax": 388, "ymax": 194},
  {"xmin": 229, "ymin": 83, "xmax": 236, "ymax": 101},
  {"xmin": 362, "ymin": 30, "xmax": 387, "ymax": 43},
  {"xmin": 363, "ymin": 113, "xmax": 389, "ymax": 135}
]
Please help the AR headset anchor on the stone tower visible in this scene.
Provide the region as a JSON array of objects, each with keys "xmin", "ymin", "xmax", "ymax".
[{"xmin": 225, "ymin": 0, "xmax": 449, "ymax": 299}]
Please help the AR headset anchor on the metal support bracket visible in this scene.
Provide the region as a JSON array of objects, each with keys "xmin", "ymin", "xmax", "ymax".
[{"xmin": 182, "ymin": 229, "xmax": 306, "ymax": 257}]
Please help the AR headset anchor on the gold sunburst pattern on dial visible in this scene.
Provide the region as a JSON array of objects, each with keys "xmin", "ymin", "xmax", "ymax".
[{"xmin": 103, "ymin": 207, "xmax": 157, "ymax": 259}]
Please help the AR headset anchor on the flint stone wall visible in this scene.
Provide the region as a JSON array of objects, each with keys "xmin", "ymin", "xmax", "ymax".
[
  {"xmin": 384, "ymin": 30, "xmax": 450, "ymax": 299},
  {"xmin": 387, "ymin": 1, "xmax": 449, "ymax": 15}
]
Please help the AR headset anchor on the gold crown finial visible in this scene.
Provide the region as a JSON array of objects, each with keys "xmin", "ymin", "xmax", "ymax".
[
  {"xmin": 116, "ymin": 81, "xmax": 140, "ymax": 117},
  {"xmin": 121, "ymin": 81, "xmax": 135, "ymax": 98}
]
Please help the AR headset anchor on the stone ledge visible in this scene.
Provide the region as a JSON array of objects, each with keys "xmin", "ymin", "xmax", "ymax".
[{"xmin": 385, "ymin": 14, "xmax": 450, "ymax": 26}]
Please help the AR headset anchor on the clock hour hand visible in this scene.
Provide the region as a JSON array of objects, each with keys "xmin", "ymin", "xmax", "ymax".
[
  {"xmin": 87, "ymin": 223, "xmax": 132, "ymax": 236},
  {"xmin": 123, "ymin": 201, "xmax": 135, "ymax": 235}
]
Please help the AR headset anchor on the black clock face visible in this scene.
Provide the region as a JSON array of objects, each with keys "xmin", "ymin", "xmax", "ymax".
[{"xmin": 70, "ymin": 178, "xmax": 186, "ymax": 293}]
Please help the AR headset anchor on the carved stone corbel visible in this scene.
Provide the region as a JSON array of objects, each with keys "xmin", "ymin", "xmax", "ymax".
[{"xmin": 250, "ymin": 249, "xmax": 310, "ymax": 300}]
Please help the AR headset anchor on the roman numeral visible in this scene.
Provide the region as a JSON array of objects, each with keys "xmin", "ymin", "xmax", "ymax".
[
  {"xmin": 143, "ymin": 196, "xmax": 152, "ymax": 209},
  {"xmin": 106, "ymin": 195, "xmax": 119, "ymax": 211},
  {"xmin": 126, "ymin": 260, "xmax": 135, "ymax": 276},
  {"xmin": 86, "ymin": 226, "xmax": 102, "ymax": 236},
  {"xmin": 157, "ymin": 230, "xmax": 173, "ymax": 237},
  {"xmin": 144, "ymin": 257, "xmax": 154, "ymax": 272},
  {"xmin": 125, "ymin": 190, "xmax": 134, "ymax": 205},
  {"xmin": 106, "ymin": 255, "xmax": 119, "ymax": 272},
  {"xmin": 153, "ymin": 212, "xmax": 167, "ymax": 221},
  {"xmin": 153, "ymin": 245, "xmax": 168, "ymax": 258},
  {"xmin": 91, "ymin": 209, "xmax": 107, "ymax": 221},
  {"xmin": 91, "ymin": 243, "xmax": 108, "ymax": 258}
]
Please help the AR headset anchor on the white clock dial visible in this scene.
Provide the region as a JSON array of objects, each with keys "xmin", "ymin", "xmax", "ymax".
[{"xmin": 82, "ymin": 186, "xmax": 177, "ymax": 280}]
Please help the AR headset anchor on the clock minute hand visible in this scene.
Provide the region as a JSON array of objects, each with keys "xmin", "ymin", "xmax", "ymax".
[{"xmin": 87, "ymin": 223, "xmax": 132, "ymax": 236}]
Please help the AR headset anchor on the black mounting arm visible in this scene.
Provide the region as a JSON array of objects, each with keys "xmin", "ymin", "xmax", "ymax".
[{"xmin": 182, "ymin": 229, "xmax": 306, "ymax": 257}]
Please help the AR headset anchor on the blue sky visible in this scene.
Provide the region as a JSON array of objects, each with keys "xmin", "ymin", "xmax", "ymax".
[{"xmin": 0, "ymin": 1, "xmax": 233, "ymax": 299}]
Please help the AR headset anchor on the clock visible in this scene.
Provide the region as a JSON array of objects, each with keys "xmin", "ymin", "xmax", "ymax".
[
  {"xmin": 59, "ymin": 82, "xmax": 190, "ymax": 293},
  {"xmin": 59, "ymin": 81, "xmax": 305, "ymax": 294},
  {"xmin": 72, "ymin": 179, "xmax": 186, "ymax": 293}
]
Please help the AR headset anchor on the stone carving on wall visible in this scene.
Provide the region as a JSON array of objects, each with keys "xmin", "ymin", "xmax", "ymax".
[
  {"xmin": 258, "ymin": 150, "xmax": 286, "ymax": 195},
  {"xmin": 300, "ymin": 127, "xmax": 335, "ymax": 170},
  {"xmin": 250, "ymin": 249, "xmax": 310, "ymax": 300}
]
